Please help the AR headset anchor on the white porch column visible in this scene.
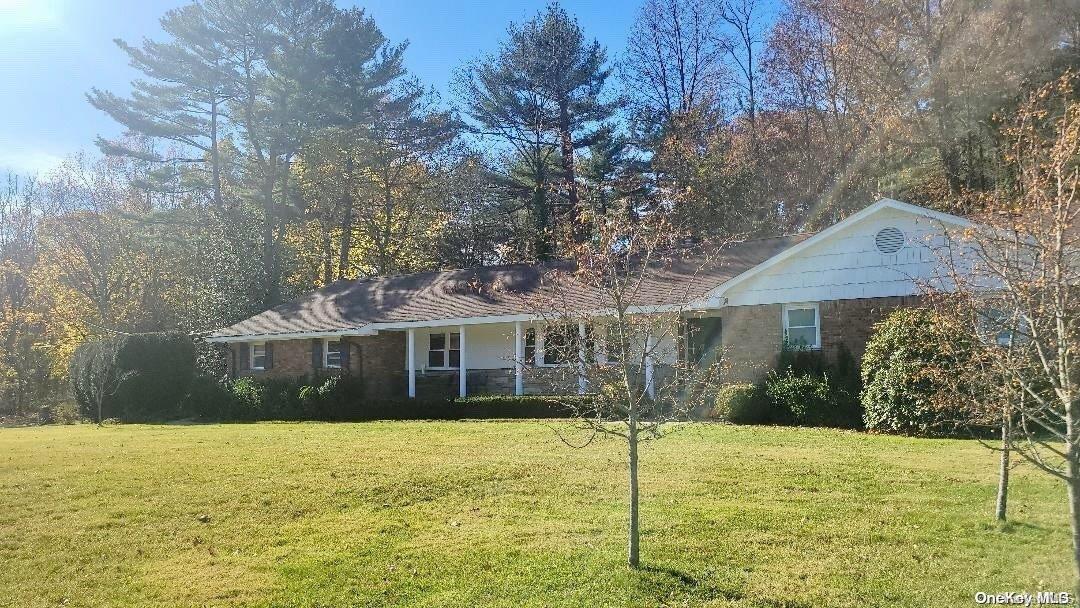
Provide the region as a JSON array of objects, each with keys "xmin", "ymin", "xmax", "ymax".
[
  {"xmin": 514, "ymin": 321, "xmax": 524, "ymax": 396},
  {"xmin": 458, "ymin": 325, "xmax": 467, "ymax": 398},
  {"xmin": 406, "ymin": 328, "xmax": 416, "ymax": 398},
  {"xmin": 644, "ymin": 333, "xmax": 656, "ymax": 399},
  {"xmin": 577, "ymin": 320, "xmax": 587, "ymax": 395}
]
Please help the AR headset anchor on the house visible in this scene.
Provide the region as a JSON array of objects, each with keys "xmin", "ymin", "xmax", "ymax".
[{"xmin": 205, "ymin": 198, "xmax": 970, "ymax": 399}]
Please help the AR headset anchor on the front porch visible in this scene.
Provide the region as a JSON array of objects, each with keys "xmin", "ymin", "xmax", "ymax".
[{"xmin": 393, "ymin": 318, "xmax": 689, "ymax": 400}]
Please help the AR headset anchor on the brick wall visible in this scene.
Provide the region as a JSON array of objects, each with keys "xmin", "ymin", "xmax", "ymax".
[
  {"xmin": 719, "ymin": 303, "xmax": 783, "ymax": 382},
  {"xmin": 351, "ymin": 332, "xmax": 406, "ymax": 399},
  {"xmin": 228, "ymin": 332, "xmax": 407, "ymax": 400},
  {"xmin": 819, "ymin": 296, "xmax": 921, "ymax": 363},
  {"xmin": 719, "ymin": 296, "xmax": 921, "ymax": 383},
  {"xmin": 231, "ymin": 339, "xmax": 311, "ymax": 379}
]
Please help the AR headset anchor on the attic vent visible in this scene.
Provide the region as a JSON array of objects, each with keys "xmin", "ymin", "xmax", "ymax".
[{"xmin": 875, "ymin": 227, "xmax": 905, "ymax": 254}]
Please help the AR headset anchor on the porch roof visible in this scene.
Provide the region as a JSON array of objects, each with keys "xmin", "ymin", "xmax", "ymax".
[{"xmin": 207, "ymin": 233, "xmax": 811, "ymax": 341}]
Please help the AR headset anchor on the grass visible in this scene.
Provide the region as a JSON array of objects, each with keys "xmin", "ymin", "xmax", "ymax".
[{"xmin": 0, "ymin": 421, "xmax": 1073, "ymax": 607}]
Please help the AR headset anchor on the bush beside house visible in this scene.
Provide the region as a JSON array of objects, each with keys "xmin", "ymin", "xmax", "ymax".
[
  {"xmin": 711, "ymin": 345, "xmax": 863, "ymax": 428},
  {"xmin": 860, "ymin": 308, "xmax": 976, "ymax": 436},
  {"xmin": 71, "ymin": 333, "xmax": 196, "ymax": 422},
  {"xmin": 68, "ymin": 343, "xmax": 581, "ymax": 423}
]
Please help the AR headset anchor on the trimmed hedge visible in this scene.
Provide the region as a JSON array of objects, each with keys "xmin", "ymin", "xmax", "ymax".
[
  {"xmin": 185, "ymin": 376, "xmax": 587, "ymax": 422},
  {"xmin": 454, "ymin": 395, "xmax": 585, "ymax": 419}
]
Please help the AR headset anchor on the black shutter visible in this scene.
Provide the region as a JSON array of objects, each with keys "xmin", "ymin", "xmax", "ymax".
[
  {"xmin": 265, "ymin": 342, "xmax": 274, "ymax": 370},
  {"xmin": 238, "ymin": 343, "xmax": 250, "ymax": 371},
  {"xmin": 312, "ymin": 338, "xmax": 323, "ymax": 371},
  {"xmin": 340, "ymin": 339, "xmax": 351, "ymax": 371}
]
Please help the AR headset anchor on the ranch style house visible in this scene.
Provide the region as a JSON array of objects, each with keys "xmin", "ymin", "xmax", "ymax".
[{"xmin": 205, "ymin": 198, "xmax": 969, "ymax": 400}]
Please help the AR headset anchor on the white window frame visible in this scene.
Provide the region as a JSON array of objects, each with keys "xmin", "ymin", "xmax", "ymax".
[
  {"xmin": 537, "ymin": 325, "xmax": 575, "ymax": 367},
  {"xmin": 782, "ymin": 302, "xmax": 821, "ymax": 350},
  {"xmin": 426, "ymin": 331, "xmax": 461, "ymax": 370},
  {"xmin": 250, "ymin": 341, "xmax": 267, "ymax": 370},
  {"xmin": 323, "ymin": 338, "xmax": 342, "ymax": 369}
]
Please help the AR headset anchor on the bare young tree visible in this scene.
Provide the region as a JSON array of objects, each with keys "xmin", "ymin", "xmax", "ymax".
[
  {"xmin": 929, "ymin": 73, "xmax": 1079, "ymax": 575},
  {"xmin": 718, "ymin": 0, "xmax": 766, "ymax": 136},
  {"xmin": 516, "ymin": 213, "xmax": 728, "ymax": 568},
  {"xmin": 69, "ymin": 337, "xmax": 134, "ymax": 425},
  {"xmin": 622, "ymin": 0, "xmax": 727, "ymax": 131}
]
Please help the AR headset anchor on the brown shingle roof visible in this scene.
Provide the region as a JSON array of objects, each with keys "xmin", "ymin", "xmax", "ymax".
[{"xmin": 209, "ymin": 233, "xmax": 812, "ymax": 339}]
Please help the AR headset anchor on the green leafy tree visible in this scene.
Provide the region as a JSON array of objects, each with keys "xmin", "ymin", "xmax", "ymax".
[
  {"xmin": 88, "ymin": 2, "xmax": 234, "ymax": 208},
  {"xmin": 457, "ymin": 2, "xmax": 618, "ymax": 257}
]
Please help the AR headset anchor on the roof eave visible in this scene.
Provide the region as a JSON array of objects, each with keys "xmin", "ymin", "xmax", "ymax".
[{"xmin": 204, "ymin": 326, "xmax": 378, "ymax": 343}]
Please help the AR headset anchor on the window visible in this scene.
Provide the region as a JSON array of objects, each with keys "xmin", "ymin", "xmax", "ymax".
[
  {"xmin": 524, "ymin": 328, "xmax": 536, "ymax": 364},
  {"xmin": 604, "ymin": 325, "xmax": 622, "ymax": 363},
  {"xmin": 324, "ymin": 339, "xmax": 342, "ymax": 369},
  {"xmin": 783, "ymin": 303, "xmax": 820, "ymax": 349},
  {"xmin": 542, "ymin": 326, "xmax": 570, "ymax": 365},
  {"xmin": 978, "ymin": 308, "xmax": 1022, "ymax": 347},
  {"xmin": 685, "ymin": 317, "xmax": 723, "ymax": 363},
  {"xmin": 427, "ymin": 332, "xmax": 461, "ymax": 368},
  {"xmin": 428, "ymin": 333, "xmax": 446, "ymax": 367},
  {"xmin": 448, "ymin": 333, "xmax": 461, "ymax": 368},
  {"xmin": 250, "ymin": 342, "xmax": 267, "ymax": 370}
]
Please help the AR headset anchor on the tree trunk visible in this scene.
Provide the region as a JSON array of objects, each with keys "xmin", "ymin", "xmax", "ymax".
[
  {"xmin": 261, "ymin": 175, "xmax": 280, "ymax": 308},
  {"xmin": 338, "ymin": 155, "xmax": 354, "ymax": 279},
  {"xmin": 1069, "ymin": 457, "xmax": 1080, "ymax": 592},
  {"xmin": 322, "ymin": 225, "xmax": 334, "ymax": 285},
  {"xmin": 558, "ymin": 104, "xmax": 584, "ymax": 243},
  {"xmin": 1068, "ymin": 406, "xmax": 1080, "ymax": 593},
  {"xmin": 210, "ymin": 96, "xmax": 223, "ymax": 210},
  {"xmin": 627, "ymin": 418, "xmax": 640, "ymax": 568},
  {"xmin": 995, "ymin": 413, "xmax": 1010, "ymax": 522}
]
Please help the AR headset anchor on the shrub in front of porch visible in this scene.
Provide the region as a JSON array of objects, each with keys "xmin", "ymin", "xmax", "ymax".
[
  {"xmin": 189, "ymin": 375, "xmax": 586, "ymax": 421},
  {"xmin": 453, "ymin": 395, "xmax": 589, "ymax": 419},
  {"xmin": 710, "ymin": 346, "xmax": 863, "ymax": 428}
]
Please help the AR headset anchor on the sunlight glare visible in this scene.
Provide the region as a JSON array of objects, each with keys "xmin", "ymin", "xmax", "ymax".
[{"xmin": 0, "ymin": 0, "xmax": 62, "ymax": 29}]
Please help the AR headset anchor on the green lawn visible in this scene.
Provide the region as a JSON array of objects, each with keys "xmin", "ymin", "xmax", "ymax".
[{"xmin": 0, "ymin": 422, "xmax": 1072, "ymax": 607}]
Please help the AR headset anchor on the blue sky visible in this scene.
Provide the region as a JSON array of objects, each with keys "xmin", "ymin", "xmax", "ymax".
[{"xmin": 0, "ymin": 0, "xmax": 641, "ymax": 175}]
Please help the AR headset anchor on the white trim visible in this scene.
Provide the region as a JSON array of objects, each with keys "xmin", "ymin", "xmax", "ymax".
[
  {"xmin": 644, "ymin": 333, "xmax": 656, "ymax": 399},
  {"xmin": 323, "ymin": 338, "xmax": 343, "ymax": 369},
  {"xmin": 514, "ymin": 321, "xmax": 524, "ymax": 396},
  {"xmin": 782, "ymin": 302, "xmax": 821, "ymax": 350},
  {"xmin": 250, "ymin": 341, "xmax": 267, "ymax": 371},
  {"xmin": 693, "ymin": 198, "xmax": 972, "ymax": 306},
  {"xmin": 407, "ymin": 329, "xmax": 416, "ymax": 398},
  {"xmin": 458, "ymin": 325, "xmax": 467, "ymax": 398},
  {"xmin": 577, "ymin": 321, "xmax": 587, "ymax": 395}
]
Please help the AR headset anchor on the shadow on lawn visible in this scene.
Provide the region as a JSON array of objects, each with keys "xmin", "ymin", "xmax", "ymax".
[
  {"xmin": 634, "ymin": 564, "xmax": 742, "ymax": 604},
  {"xmin": 635, "ymin": 565, "xmax": 815, "ymax": 608}
]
